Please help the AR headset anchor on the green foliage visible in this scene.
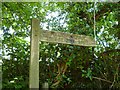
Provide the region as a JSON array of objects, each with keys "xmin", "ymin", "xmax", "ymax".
[
  {"xmin": 82, "ymin": 68, "xmax": 92, "ymax": 80},
  {"xmin": 2, "ymin": 2, "xmax": 120, "ymax": 89}
]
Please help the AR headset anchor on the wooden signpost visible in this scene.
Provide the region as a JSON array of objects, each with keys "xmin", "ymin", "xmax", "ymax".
[{"xmin": 29, "ymin": 18, "xmax": 96, "ymax": 89}]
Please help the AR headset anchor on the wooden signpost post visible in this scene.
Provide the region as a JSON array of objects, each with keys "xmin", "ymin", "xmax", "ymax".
[{"xmin": 29, "ymin": 18, "xmax": 96, "ymax": 89}]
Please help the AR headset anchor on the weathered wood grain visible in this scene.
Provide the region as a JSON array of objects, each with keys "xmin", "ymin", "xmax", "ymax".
[
  {"xmin": 40, "ymin": 30, "xmax": 96, "ymax": 46},
  {"xmin": 29, "ymin": 19, "xmax": 40, "ymax": 89}
]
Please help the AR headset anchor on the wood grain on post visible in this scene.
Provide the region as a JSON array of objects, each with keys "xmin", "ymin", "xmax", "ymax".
[{"xmin": 29, "ymin": 18, "xmax": 40, "ymax": 89}]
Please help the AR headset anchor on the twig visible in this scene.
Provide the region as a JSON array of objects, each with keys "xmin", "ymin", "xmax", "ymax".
[
  {"xmin": 93, "ymin": 76, "xmax": 112, "ymax": 83},
  {"xmin": 109, "ymin": 63, "xmax": 120, "ymax": 89}
]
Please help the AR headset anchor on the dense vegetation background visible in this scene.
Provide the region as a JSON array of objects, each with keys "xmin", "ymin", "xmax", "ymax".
[{"xmin": 2, "ymin": 2, "xmax": 120, "ymax": 89}]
